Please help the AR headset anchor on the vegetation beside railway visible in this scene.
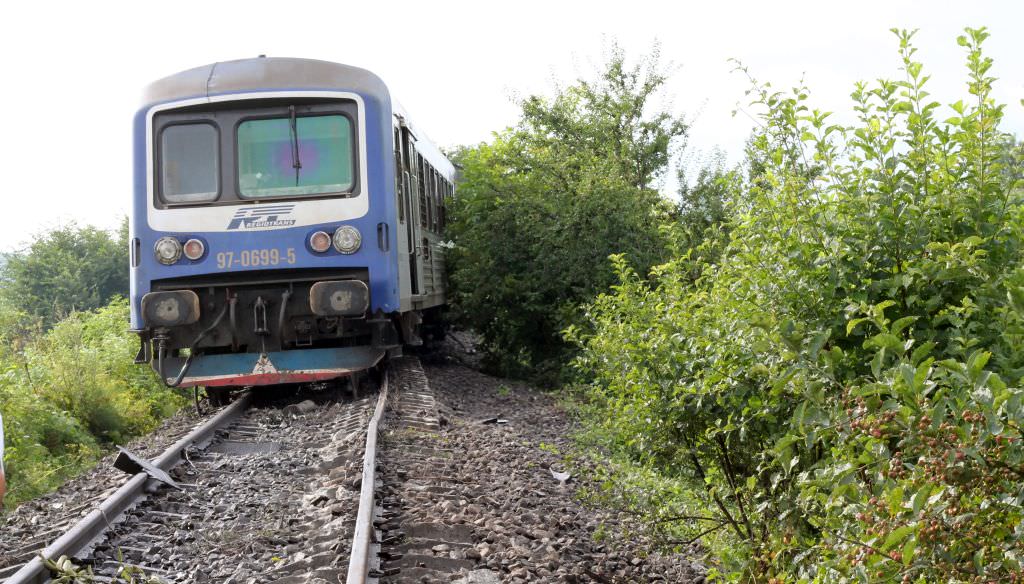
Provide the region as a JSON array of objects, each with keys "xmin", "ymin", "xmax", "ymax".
[
  {"xmin": 446, "ymin": 44, "xmax": 688, "ymax": 383},
  {"xmin": 449, "ymin": 29, "xmax": 1024, "ymax": 582},
  {"xmin": 0, "ymin": 224, "xmax": 183, "ymax": 509}
]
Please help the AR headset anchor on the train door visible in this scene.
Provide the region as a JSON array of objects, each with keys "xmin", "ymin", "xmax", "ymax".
[{"xmin": 399, "ymin": 125, "xmax": 423, "ymax": 296}]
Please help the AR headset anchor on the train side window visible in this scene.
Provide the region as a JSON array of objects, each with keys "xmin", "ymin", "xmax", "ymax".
[
  {"xmin": 432, "ymin": 169, "xmax": 440, "ymax": 230},
  {"xmin": 435, "ymin": 174, "xmax": 444, "ymax": 232},
  {"xmin": 432, "ymin": 171, "xmax": 440, "ymax": 232},
  {"xmin": 427, "ymin": 167, "xmax": 435, "ymax": 233},
  {"xmin": 159, "ymin": 123, "xmax": 220, "ymax": 203},
  {"xmin": 440, "ymin": 180, "xmax": 449, "ymax": 230},
  {"xmin": 394, "ymin": 128, "xmax": 404, "ymax": 223},
  {"xmin": 418, "ymin": 154, "xmax": 428, "ymax": 228}
]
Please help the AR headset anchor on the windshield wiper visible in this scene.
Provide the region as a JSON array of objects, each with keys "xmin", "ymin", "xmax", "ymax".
[{"xmin": 289, "ymin": 105, "xmax": 302, "ymax": 186}]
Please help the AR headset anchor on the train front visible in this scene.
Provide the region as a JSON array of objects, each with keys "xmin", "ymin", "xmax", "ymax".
[{"xmin": 130, "ymin": 58, "xmax": 401, "ymax": 389}]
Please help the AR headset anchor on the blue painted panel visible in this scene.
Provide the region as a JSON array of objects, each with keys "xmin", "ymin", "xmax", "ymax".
[
  {"xmin": 130, "ymin": 88, "xmax": 401, "ymax": 329},
  {"xmin": 161, "ymin": 346, "xmax": 386, "ymax": 379}
]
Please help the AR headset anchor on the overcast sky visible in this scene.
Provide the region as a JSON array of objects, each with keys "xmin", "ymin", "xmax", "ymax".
[{"xmin": 0, "ymin": 0, "xmax": 1020, "ymax": 250}]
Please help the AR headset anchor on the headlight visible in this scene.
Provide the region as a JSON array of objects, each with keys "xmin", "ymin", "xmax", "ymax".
[
  {"xmin": 309, "ymin": 231, "xmax": 332, "ymax": 253},
  {"xmin": 333, "ymin": 226, "xmax": 361, "ymax": 254},
  {"xmin": 183, "ymin": 239, "xmax": 205, "ymax": 261},
  {"xmin": 141, "ymin": 290, "xmax": 200, "ymax": 326},
  {"xmin": 154, "ymin": 237, "xmax": 182, "ymax": 265}
]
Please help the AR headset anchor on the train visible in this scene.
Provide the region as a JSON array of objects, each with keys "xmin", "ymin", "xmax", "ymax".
[{"xmin": 130, "ymin": 57, "xmax": 453, "ymax": 399}]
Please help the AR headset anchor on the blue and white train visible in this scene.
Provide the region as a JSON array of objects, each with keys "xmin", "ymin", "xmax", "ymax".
[{"xmin": 130, "ymin": 57, "xmax": 453, "ymax": 394}]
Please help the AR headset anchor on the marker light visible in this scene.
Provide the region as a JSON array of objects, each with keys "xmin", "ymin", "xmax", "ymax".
[
  {"xmin": 309, "ymin": 231, "xmax": 332, "ymax": 253},
  {"xmin": 154, "ymin": 237, "xmax": 183, "ymax": 265},
  {"xmin": 333, "ymin": 226, "xmax": 361, "ymax": 254},
  {"xmin": 183, "ymin": 239, "xmax": 205, "ymax": 261}
]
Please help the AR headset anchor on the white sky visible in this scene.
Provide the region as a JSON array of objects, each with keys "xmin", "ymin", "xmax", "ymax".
[{"xmin": 0, "ymin": 0, "xmax": 1020, "ymax": 251}]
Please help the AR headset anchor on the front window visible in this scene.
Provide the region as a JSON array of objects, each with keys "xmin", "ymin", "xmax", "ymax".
[
  {"xmin": 237, "ymin": 114, "xmax": 354, "ymax": 199},
  {"xmin": 160, "ymin": 123, "xmax": 219, "ymax": 203}
]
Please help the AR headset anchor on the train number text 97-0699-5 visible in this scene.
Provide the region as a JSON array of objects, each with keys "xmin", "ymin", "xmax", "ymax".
[{"xmin": 216, "ymin": 248, "xmax": 296, "ymax": 269}]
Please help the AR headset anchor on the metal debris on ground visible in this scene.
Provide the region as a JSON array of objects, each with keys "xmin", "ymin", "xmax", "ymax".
[
  {"xmin": 283, "ymin": 399, "xmax": 318, "ymax": 417},
  {"xmin": 549, "ymin": 465, "xmax": 572, "ymax": 486},
  {"xmin": 113, "ymin": 447, "xmax": 180, "ymax": 489}
]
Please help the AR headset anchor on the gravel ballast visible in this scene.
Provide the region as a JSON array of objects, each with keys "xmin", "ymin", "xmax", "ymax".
[
  {"xmin": 2, "ymin": 350, "xmax": 705, "ymax": 583},
  {"xmin": 0, "ymin": 404, "xmax": 220, "ymax": 575},
  {"xmin": 377, "ymin": 358, "xmax": 705, "ymax": 583}
]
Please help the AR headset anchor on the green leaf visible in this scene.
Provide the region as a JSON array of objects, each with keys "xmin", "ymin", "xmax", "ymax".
[
  {"xmin": 807, "ymin": 330, "xmax": 831, "ymax": 360},
  {"xmin": 865, "ymin": 333, "xmax": 904, "ymax": 353},
  {"xmin": 887, "ymin": 486, "xmax": 905, "ymax": 514},
  {"xmin": 912, "ymin": 484, "xmax": 932, "ymax": 514},
  {"xmin": 910, "ymin": 341, "xmax": 936, "ymax": 365},
  {"xmin": 847, "ymin": 317, "xmax": 869, "ymax": 336},
  {"xmin": 967, "ymin": 350, "xmax": 991, "ymax": 379},
  {"xmin": 913, "ymin": 358, "xmax": 934, "ymax": 392},
  {"xmin": 871, "ymin": 350, "xmax": 885, "ymax": 379},
  {"xmin": 882, "ymin": 525, "xmax": 913, "ymax": 551},
  {"xmin": 902, "ymin": 536, "xmax": 917, "ymax": 566},
  {"xmin": 891, "ymin": 316, "xmax": 918, "ymax": 335}
]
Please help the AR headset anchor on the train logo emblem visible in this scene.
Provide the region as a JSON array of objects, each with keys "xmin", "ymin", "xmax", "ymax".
[{"xmin": 227, "ymin": 205, "xmax": 297, "ymax": 230}]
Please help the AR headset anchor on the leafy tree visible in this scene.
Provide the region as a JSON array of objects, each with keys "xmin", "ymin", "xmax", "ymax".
[
  {"xmin": 573, "ymin": 28, "xmax": 1024, "ymax": 581},
  {"xmin": 671, "ymin": 151, "xmax": 733, "ymax": 266},
  {"xmin": 2, "ymin": 219, "xmax": 128, "ymax": 327},
  {"xmin": 447, "ymin": 45, "xmax": 687, "ymax": 379}
]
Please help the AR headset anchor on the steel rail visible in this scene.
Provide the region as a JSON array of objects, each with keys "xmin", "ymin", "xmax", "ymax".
[
  {"xmin": 4, "ymin": 392, "xmax": 252, "ymax": 584},
  {"xmin": 346, "ymin": 370, "xmax": 389, "ymax": 584}
]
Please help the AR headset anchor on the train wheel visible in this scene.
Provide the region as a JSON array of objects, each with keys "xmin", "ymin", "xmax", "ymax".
[
  {"xmin": 421, "ymin": 307, "xmax": 449, "ymax": 344},
  {"xmin": 348, "ymin": 372, "xmax": 363, "ymax": 400},
  {"xmin": 207, "ymin": 387, "xmax": 232, "ymax": 407}
]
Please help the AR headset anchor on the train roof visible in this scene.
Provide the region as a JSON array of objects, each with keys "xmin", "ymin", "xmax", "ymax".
[
  {"xmin": 142, "ymin": 57, "xmax": 454, "ymax": 179},
  {"xmin": 141, "ymin": 57, "xmax": 391, "ymax": 107}
]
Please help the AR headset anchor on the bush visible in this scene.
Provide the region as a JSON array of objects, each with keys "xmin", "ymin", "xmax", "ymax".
[
  {"xmin": 0, "ymin": 366, "xmax": 102, "ymax": 506},
  {"xmin": 447, "ymin": 46, "xmax": 686, "ymax": 380},
  {"xmin": 1, "ymin": 220, "xmax": 129, "ymax": 328},
  {"xmin": 573, "ymin": 28, "xmax": 1024, "ymax": 581},
  {"xmin": 1, "ymin": 299, "xmax": 185, "ymax": 509},
  {"xmin": 24, "ymin": 299, "xmax": 182, "ymax": 443}
]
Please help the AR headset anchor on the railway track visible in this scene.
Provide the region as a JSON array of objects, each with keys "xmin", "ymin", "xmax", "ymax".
[
  {"xmin": 0, "ymin": 359, "xmax": 409, "ymax": 584},
  {"xmin": 2, "ymin": 355, "xmax": 705, "ymax": 583}
]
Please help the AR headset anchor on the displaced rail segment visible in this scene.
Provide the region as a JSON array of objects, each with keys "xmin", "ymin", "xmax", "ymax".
[
  {"xmin": 364, "ymin": 360, "xmax": 708, "ymax": 582},
  {"xmin": 346, "ymin": 357, "xmax": 438, "ymax": 584},
  {"xmin": 373, "ymin": 360, "xmax": 477, "ymax": 583}
]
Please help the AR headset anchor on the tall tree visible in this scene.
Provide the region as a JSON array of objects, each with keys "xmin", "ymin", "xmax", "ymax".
[
  {"xmin": 2, "ymin": 220, "xmax": 128, "ymax": 327},
  {"xmin": 447, "ymin": 46, "xmax": 687, "ymax": 379}
]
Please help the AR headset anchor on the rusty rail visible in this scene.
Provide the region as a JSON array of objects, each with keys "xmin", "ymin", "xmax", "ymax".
[
  {"xmin": 346, "ymin": 370, "xmax": 389, "ymax": 584},
  {"xmin": 4, "ymin": 392, "xmax": 252, "ymax": 584}
]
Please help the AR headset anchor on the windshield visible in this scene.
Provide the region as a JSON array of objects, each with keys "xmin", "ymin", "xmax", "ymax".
[
  {"xmin": 237, "ymin": 114, "xmax": 354, "ymax": 199},
  {"xmin": 160, "ymin": 123, "xmax": 219, "ymax": 203}
]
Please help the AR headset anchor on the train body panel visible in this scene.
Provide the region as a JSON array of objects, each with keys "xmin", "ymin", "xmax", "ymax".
[{"xmin": 130, "ymin": 58, "xmax": 453, "ymax": 388}]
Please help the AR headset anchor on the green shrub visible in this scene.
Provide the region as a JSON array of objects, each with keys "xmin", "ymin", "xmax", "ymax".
[
  {"xmin": 573, "ymin": 28, "xmax": 1024, "ymax": 582},
  {"xmin": 1, "ymin": 299, "xmax": 185, "ymax": 509},
  {"xmin": 24, "ymin": 298, "xmax": 182, "ymax": 443},
  {"xmin": 447, "ymin": 46, "xmax": 686, "ymax": 380},
  {"xmin": 0, "ymin": 369, "xmax": 101, "ymax": 505}
]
